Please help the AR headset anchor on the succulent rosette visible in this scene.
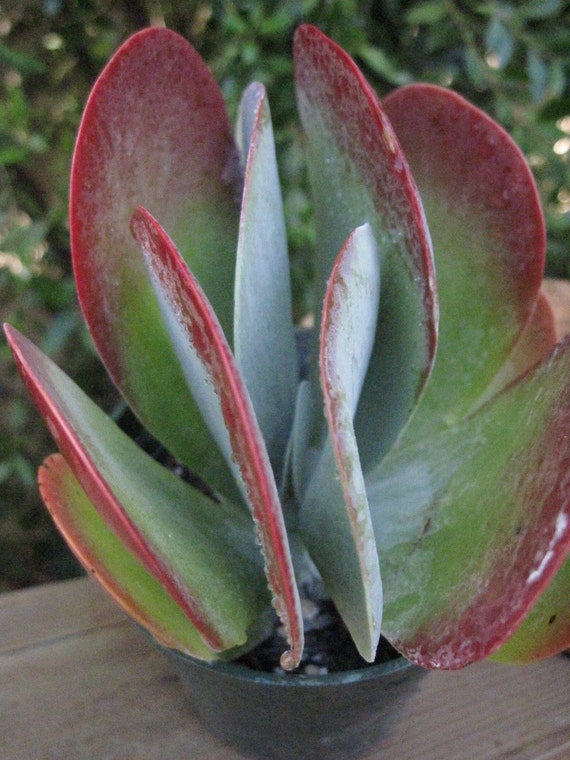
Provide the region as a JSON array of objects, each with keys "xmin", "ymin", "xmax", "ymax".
[{"xmin": 4, "ymin": 24, "xmax": 570, "ymax": 671}]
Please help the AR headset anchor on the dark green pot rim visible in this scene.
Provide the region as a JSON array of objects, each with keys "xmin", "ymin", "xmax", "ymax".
[{"xmin": 166, "ymin": 646, "xmax": 417, "ymax": 687}]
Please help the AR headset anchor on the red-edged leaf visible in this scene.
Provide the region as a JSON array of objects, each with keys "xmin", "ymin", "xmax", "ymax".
[
  {"xmin": 4, "ymin": 324, "xmax": 270, "ymax": 653},
  {"xmin": 367, "ymin": 336, "xmax": 570, "ymax": 668},
  {"xmin": 130, "ymin": 207, "xmax": 304, "ymax": 670},
  {"xmin": 39, "ymin": 453, "xmax": 219, "ymax": 660},
  {"xmin": 70, "ymin": 27, "xmax": 241, "ymax": 494},
  {"xmin": 294, "ymin": 25, "xmax": 437, "ymax": 470},
  {"xmin": 383, "ymin": 84, "xmax": 546, "ymax": 435},
  {"xmin": 489, "ymin": 553, "xmax": 570, "ymax": 663},
  {"xmin": 300, "ymin": 225, "xmax": 382, "ymax": 661}
]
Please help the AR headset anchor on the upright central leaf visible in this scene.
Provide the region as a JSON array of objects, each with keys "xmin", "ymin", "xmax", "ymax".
[
  {"xmin": 300, "ymin": 225, "xmax": 383, "ymax": 662},
  {"xmin": 233, "ymin": 83, "xmax": 298, "ymax": 483}
]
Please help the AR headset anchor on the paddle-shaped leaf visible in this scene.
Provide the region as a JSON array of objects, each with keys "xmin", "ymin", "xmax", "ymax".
[
  {"xmin": 300, "ymin": 224, "xmax": 382, "ymax": 661},
  {"xmin": 130, "ymin": 207, "xmax": 303, "ymax": 670},
  {"xmin": 4, "ymin": 324, "xmax": 269, "ymax": 653},
  {"xmin": 234, "ymin": 82, "xmax": 298, "ymax": 482},
  {"xmin": 294, "ymin": 25, "xmax": 437, "ymax": 470},
  {"xmin": 70, "ymin": 27, "xmax": 241, "ymax": 495},
  {"xmin": 39, "ymin": 454, "xmax": 221, "ymax": 660},
  {"xmin": 6, "ymin": 22, "xmax": 569, "ymax": 674},
  {"xmin": 383, "ymin": 84, "xmax": 546, "ymax": 437},
  {"xmin": 366, "ymin": 336, "xmax": 570, "ymax": 668}
]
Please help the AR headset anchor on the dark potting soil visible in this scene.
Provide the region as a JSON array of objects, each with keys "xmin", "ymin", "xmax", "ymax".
[
  {"xmin": 236, "ymin": 592, "xmax": 400, "ymax": 675},
  {"xmin": 124, "ymin": 408, "xmax": 400, "ymax": 675}
]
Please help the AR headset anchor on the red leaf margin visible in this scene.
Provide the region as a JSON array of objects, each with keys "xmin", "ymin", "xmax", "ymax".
[{"xmin": 130, "ymin": 206, "xmax": 304, "ymax": 670}]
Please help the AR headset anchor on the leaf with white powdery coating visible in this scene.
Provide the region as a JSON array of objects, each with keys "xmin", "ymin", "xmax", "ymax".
[
  {"xmin": 234, "ymin": 82, "xmax": 298, "ymax": 483},
  {"xmin": 130, "ymin": 207, "xmax": 304, "ymax": 670},
  {"xmin": 300, "ymin": 224, "xmax": 382, "ymax": 662}
]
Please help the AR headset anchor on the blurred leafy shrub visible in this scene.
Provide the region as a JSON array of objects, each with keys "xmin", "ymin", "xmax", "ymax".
[{"xmin": 1, "ymin": 0, "xmax": 569, "ymax": 589}]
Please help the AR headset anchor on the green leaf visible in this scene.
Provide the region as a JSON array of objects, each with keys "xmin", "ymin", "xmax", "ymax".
[
  {"xmin": 479, "ymin": 290, "xmax": 557, "ymax": 404},
  {"xmin": 70, "ymin": 28, "xmax": 241, "ymax": 493},
  {"xmin": 490, "ymin": 554, "xmax": 570, "ymax": 664},
  {"xmin": 366, "ymin": 336, "xmax": 570, "ymax": 668},
  {"xmin": 383, "ymin": 84, "xmax": 546, "ymax": 438},
  {"xmin": 285, "ymin": 379, "xmax": 316, "ymax": 501},
  {"xmin": 39, "ymin": 454, "xmax": 220, "ymax": 660},
  {"xmin": 405, "ymin": 2, "xmax": 448, "ymax": 25},
  {"xmin": 517, "ymin": 0, "xmax": 561, "ymax": 20},
  {"xmin": 527, "ymin": 50, "xmax": 550, "ymax": 103},
  {"xmin": 0, "ymin": 42, "xmax": 46, "ymax": 74},
  {"xmin": 484, "ymin": 19, "xmax": 514, "ymax": 69},
  {"xmin": 294, "ymin": 25, "xmax": 437, "ymax": 471},
  {"xmin": 234, "ymin": 83, "xmax": 298, "ymax": 481},
  {"xmin": 357, "ymin": 46, "xmax": 411, "ymax": 86},
  {"xmin": 5, "ymin": 324, "xmax": 270, "ymax": 654},
  {"xmin": 300, "ymin": 224, "xmax": 382, "ymax": 662},
  {"xmin": 130, "ymin": 208, "xmax": 304, "ymax": 670}
]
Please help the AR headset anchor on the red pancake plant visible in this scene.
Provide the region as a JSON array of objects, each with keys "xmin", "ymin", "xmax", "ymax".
[{"xmin": 4, "ymin": 24, "xmax": 569, "ymax": 671}]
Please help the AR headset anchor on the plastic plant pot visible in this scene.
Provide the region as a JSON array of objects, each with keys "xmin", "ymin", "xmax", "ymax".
[{"xmin": 165, "ymin": 648, "xmax": 425, "ymax": 760}]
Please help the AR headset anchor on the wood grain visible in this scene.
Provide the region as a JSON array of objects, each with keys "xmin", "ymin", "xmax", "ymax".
[{"xmin": 1, "ymin": 577, "xmax": 568, "ymax": 759}]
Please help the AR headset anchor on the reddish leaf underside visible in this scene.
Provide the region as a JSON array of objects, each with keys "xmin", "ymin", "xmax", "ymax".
[
  {"xmin": 70, "ymin": 27, "xmax": 241, "ymax": 496},
  {"xmin": 130, "ymin": 207, "xmax": 304, "ymax": 670}
]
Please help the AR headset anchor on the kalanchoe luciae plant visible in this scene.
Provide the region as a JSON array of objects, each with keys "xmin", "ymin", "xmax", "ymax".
[{"xmin": 4, "ymin": 25, "xmax": 570, "ymax": 671}]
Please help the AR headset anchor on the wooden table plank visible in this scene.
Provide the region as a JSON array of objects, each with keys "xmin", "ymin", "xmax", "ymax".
[
  {"xmin": 1, "ymin": 577, "xmax": 569, "ymax": 759},
  {"xmin": 0, "ymin": 576, "xmax": 126, "ymax": 655}
]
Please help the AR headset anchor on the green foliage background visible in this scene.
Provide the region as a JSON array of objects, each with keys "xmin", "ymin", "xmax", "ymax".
[{"xmin": 1, "ymin": 0, "xmax": 569, "ymax": 589}]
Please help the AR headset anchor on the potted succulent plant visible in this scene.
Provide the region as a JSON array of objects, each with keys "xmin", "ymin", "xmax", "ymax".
[{"xmin": 4, "ymin": 23, "xmax": 570, "ymax": 760}]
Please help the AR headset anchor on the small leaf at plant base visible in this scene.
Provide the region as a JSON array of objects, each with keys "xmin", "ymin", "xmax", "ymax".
[
  {"xmin": 300, "ymin": 224, "xmax": 382, "ymax": 662},
  {"xmin": 294, "ymin": 24, "xmax": 437, "ymax": 470},
  {"xmin": 366, "ymin": 336, "xmax": 570, "ymax": 668},
  {"xmin": 383, "ymin": 84, "xmax": 546, "ymax": 437},
  {"xmin": 39, "ymin": 453, "xmax": 220, "ymax": 661},
  {"xmin": 70, "ymin": 27, "xmax": 241, "ymax": 495},
  {"xmin": 5, "ymin": 324, "xmax": 270, "ymax": 654},
  {"xmin": 130, "ymin": 208, "xmax": 304, "ymax": 670},
  {"xmin": 233, "ymin": 82, "xmax": 298, "ymax": 482}
]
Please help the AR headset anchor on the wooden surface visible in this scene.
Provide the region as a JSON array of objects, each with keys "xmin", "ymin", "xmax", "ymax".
[{"xmin": 0, "ymin": 577, "xmax": 569, "ymax": 759}]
